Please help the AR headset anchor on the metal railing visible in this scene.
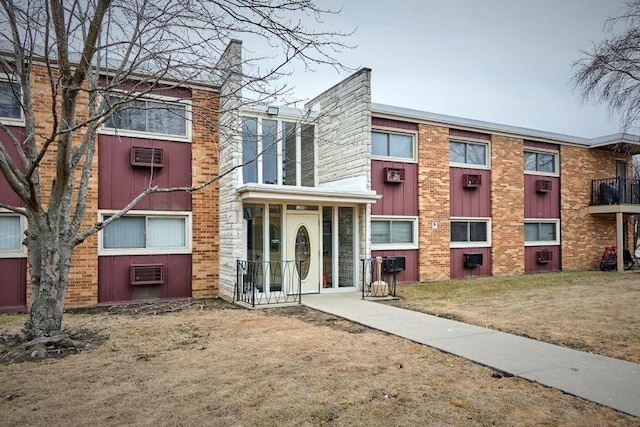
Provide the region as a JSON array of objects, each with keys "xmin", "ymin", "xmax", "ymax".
[
  {"xmin": 361, "ymin": 257, "xmax": 398, "ymax": 299},
  {"xmin": 235, "ymin": 260, "xmax": 302, "ymax": 307},
  {"xmin": 591, "ymin": 177, "xmax": 640, "ymax": 205}
]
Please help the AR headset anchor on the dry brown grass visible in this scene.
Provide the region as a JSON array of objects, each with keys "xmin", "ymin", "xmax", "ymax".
[
  {"xmin": 0, "ymin": 299, "xmax": 637, "ymax": 426},
  {"xmin": 395, "ymin": 271, "xmax": 640, "ymax": 364}
]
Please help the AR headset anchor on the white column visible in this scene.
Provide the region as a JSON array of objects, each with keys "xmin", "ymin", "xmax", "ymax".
[{"xmin": 617, "ymin": 212, "xmax": 624, "ymax": 272}]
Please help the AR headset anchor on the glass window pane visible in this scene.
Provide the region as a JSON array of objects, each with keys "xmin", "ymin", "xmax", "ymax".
[
  {"xmin": 282, "ymin": 122, "xmax": 297, "ymax": 186},
  {"xmin": 371, "ymin": 221, "xmax": 390, "ymax": 244},
  {"xmin": 371, "ymin": 132, "xmax": 388, "ymax": 156},
  {"xmin": 389, "ymin": 134, "xmax": 413, "ymax": 158},
  {"xmin": 537, "ymin": 153, "xmax": 555, "ymax": 173},
  {"xmin": 0, "ymin": 81, "xmax": 21, "ymax": 119},
  {"xmin": 524, "ymin": 152, "xmax": 536, "ymax": 171},
  {"xmin": 300, "ymin": 124, "xmax": 315, "ymax": 187},
  {"xmin": 244, "ymin": 204, "xmax": 264, "ymax": 262},
  {"xmin": 338, "ymin": 207, "xmax": 354, "ymax": 287},
  {"xmin": 524, "ymin": 223, "xmax": 538, "ymax": 241},
  {"xmin": 539, "ymin": 223, "xmax": 556, "ymax": 241},
  {"xmin": 451, "ymin": 222, "xmax": 468, "ymax": 242},
  {"xmin": 242, "ymin": 117, "xmax": 258, "ymax": 184},
  {"xmin": 469, "ymin": 222, "xmax": 487, "ymax": 242},
  {"xmin": 147, "ymin": 217, "xmax": 186, "ymax": 247},
  {"xmin": 0, "ymin": 216, "xmax": 21, "ymax": 249},
  {"xmin": 467, "ymin": 143, "xmax": 486, "ymax": 166},
  {"xmin": 262, "ymin": 119, "xmax": 278, "ymax": 184},
  {"xmin": 391, "ymin": 221, "xmax": 413, "ymax": 243},
  {"xmin": 103, "ymin": 216, "xmax": 145, "ymax": 248},
  {"xmin": 449, "ymin": 141, "xmax": 466, "ymax": 164}
]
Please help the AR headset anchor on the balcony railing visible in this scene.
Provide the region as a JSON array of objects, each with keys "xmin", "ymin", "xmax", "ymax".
[
  {"xmin": 591, "ymin": 177, "xmax": 640, "ymax": 206},
  {"xmin": 235, "ymin": 260, "xmax": 302, "ymax": 307}
]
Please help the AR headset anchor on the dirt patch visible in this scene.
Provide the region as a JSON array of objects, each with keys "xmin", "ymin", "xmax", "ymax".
[{"xmin": 0, "ymin": 304, "xmax": 637, "ymax": 426}]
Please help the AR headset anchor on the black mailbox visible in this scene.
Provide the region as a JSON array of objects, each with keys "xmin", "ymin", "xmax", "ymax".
[
  {"xmin": 463, "ymin": 253, "xmax": 483, "ymax": 269},
  {"xmin": 382, "ymin": 256, "xmax": 406, "ymax": 273}
]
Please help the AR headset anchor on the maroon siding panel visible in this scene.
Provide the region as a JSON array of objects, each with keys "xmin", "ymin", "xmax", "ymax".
[
  {"xmin": 372, "ymin": 117, "xmax": 418, "ymax": 131},
  {"xmin": 525, "ymin": 246, "xmax": 561, "ymax": 273},
  {"xmin": 371, "ymin": 160, "xmax": 418, "ymax": 216},
  {"xmin": 524, "ymin": 140, "xmax": 559, "ymax": 151},
  {"xmin": 0, "ymin": 258, "xmax": 27, "ymax": 312},
  {"xmin": 450, "ymin": 248, "xmax": 492, "ymax": 279},
  {"xmin": 450, "ymin": 168, "xmax": 491, "ymax": 217},
  {"xmin": 371, "ymin": 250, "xmax": 418, "ymax": 283},
  {"xmin": 524, "ymin": 175, "xmax": 560, "ymax": 218},
  {"xmin": 98, "ymin": 254, "xmax": 192, "ymax": 304},
  {"xmin": 98, "ymin": 136, "xmax": 191, "ymax": 211},
  {"xmin": 449, "ymin": 129, "xmax": 491, "ymax": 141},
  {"xmin": 0, "ymin": 127, "xmax": 26, "ymax": 207}
]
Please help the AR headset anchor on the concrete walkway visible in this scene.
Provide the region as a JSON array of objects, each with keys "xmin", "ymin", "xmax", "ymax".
[{"xmin": 302, "ymin": 292, "xmax": 640, "ymax": 418}]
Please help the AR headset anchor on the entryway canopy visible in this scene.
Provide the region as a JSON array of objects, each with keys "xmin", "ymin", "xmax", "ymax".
[{"xmin": 238, "ymin": 183, "xmax": 381, "ymax": 204}]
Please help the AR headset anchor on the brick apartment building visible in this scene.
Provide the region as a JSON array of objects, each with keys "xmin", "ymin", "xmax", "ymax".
[{"xmin": 2, "ymin": 41, "xmax": 639, "ymax": 311}]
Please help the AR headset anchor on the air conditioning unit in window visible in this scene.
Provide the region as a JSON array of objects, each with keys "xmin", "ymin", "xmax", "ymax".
[
  {"xmin": 536, "ymin": 250, "xmax": 552, "ymax": 264},
  {"xmin": 463, "ymin": 174, "xmax": 481, "ymax": 189},
  {"xmin": 131, "ymin": 264, "xmax": 164, "ymax": 285},
  {"xmin": 131, "ymin": 147, "xmax": 164, "ymax": 168},
  {"xmin": 385, "ymin": 167, "xmax": 405, "ymax": 183},
  {"xmin": 536, "ymin": 179, "xmax": 552, "ymax": 193}
]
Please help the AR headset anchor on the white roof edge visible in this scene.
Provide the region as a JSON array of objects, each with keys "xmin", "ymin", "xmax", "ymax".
[{"xmin": 372, "ymin": 102, "xmax": 640, "ymax": 147}]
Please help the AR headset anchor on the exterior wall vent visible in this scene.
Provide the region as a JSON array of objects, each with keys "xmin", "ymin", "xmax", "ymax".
[
  {"xmin": 463, "ymin": 174, "xmax": 481, "ymax": 189},
  {"xmin": 536, "ymin": 250, "xmax": 552, "ymax": 264},
  {"xmin": 536, "ymin": 179, "xmax": 552, "ymax": 193},
  {"xmin": 385, "ymin": 167, "xmax": 405, "ymax": 183},
  {"xmin": 131, "ymin": 264, "xmax": 165, "ymax": 285},
  {"xmin": 131, "ymin": 147, "xmax": 164, "ymax": 168}
]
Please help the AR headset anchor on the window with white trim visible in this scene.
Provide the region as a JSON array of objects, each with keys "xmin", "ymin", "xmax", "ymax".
[
  {"xmin": 103, "ymin": 95, "xmax": 190, "ymax": 140},
  {"xmin": 0, "ymin": 75, "xmax": 23, "ymax": 123},
  {"xmin": 524, "ymin": 150, "xmax": 558, "ymax": 175},
  {"xmin": 99, "ymin": 212, "xmax": 191, "ymax": 255},
  {"xmin": 450, "ymin": 219, "xmax": 491, "ymax": 247},
  {"xmin": 449, "ymin": 140, "xmax": 488, "ymax": 168},
  {"xmin": 371, "ymin": 130, "xmax": 415, "ymax": 161},
  {"xmin": 524, "ymin": 220, "xmax": 560, "ymax": 245},
  {"xmin": 371, "ymin": 217, "xmax": 418, "ymax": 249},
  {"xmin": 0, "ymin": 213, "xmax": 26, "ymax": 257}
]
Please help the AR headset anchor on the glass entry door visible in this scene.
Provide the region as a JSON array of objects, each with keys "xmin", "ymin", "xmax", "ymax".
[{"xmin": 286, "ymin": 212, "xmax": 320, "ymax": 293}]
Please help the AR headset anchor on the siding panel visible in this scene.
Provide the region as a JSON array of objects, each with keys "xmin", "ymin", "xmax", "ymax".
[
  {"xmin": 450, "ymin": 168, "xmax": 491, "ymax": 217},
  {"xmin": 0, "ymin": 258, "xmax": 26, "ymax": 312},
  {"xmin": 450, "ymin": 247, "xmax": 492, "ymax": 279},
  {"xmin": 524, "ymin": 246, "xmax": 561, "ymax": 273},
  {"xmin": 371, "ymin": 249, "xmax": 418, "ymax": 283},
  {"xmin": 371, "ymin": 160, "xmax": 418, "ymax": 216}
]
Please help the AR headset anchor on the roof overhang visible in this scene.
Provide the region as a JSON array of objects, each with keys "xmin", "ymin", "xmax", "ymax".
[{"xmin": 237, "ymin": 184, "xmax": 381, "ymax": 205}]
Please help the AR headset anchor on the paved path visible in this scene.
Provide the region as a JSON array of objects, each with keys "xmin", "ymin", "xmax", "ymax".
[{"xmin": 302, "ymin": 292, "xmax": 640, "ymax": 418}]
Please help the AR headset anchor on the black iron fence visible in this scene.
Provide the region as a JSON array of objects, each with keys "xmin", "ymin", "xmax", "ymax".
[
  {"xmin": 235, "ymin": 260, "xmax": 302, "ymax": 307},
  {"xmin": 591, "ymin": 177, "xmax": 640, "ymax": 205},
  {"xmin": 361, "ymin": 257, "xmax": 403, "ymax": 299}
]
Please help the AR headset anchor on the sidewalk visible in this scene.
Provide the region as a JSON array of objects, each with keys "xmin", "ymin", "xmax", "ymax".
[{"xmin": 302, "ymin": 292, "xmax": 640, "ymax": 418}]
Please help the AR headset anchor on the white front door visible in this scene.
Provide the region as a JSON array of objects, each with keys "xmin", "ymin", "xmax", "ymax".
[{"xmin": 286, "ymin": 212, "xmax": 320, "ymax": 294}]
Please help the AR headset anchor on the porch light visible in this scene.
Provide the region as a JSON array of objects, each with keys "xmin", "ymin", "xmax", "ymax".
[{"xmin": 266, "ymin": 106, "xmax": 279, "ymax": 116}]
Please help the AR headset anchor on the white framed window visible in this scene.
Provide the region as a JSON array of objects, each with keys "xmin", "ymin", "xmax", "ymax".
[
  {"xmin": 449, "ymin": 139, "xmax": 489, "ymax": 169},
  {"xmin": 0, "ymin": 74, "xmax": 24, "ymax": 125},
  {"xmin": 524, "ymin": 149, "xmax": 559, "ymax": 176},
  {"xmin": 524, "ymin": 219, "xmax": 560, "ymax": 246},
  {"xmin": 0, "ymin": 211, "xmax": 27, "ymax": 258},
  {"xmin": 98, "ymin": 210, "xmax": 192, "ymax": 255},
  {"xmin": 101, "ymin": 93, "xmax": 191, "ymax": 142},
  {"xmin": 371, "ymin": 216, "xmax": 418, "ymax": 250},
  {"xmin": 371, "ymin": 129, "xmax": 416, "ymax": 161},
  {"xmin": 450, "ymin": 218, "xmax": 491, "ymax": 248}
]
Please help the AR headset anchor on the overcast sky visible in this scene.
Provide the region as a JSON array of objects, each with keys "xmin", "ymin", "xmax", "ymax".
[{"xmin": 260, "ymin": 0, "xmax": 630, "ymax": 138}]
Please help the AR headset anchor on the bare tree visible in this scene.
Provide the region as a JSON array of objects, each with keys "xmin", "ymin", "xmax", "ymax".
[
  {"xmin": 573, "ymin": 0, "xmax": 640, "ymax": 131},
  {"xmin": 0, "ymin": 0, "xmax": 350, "ymax": 341}
]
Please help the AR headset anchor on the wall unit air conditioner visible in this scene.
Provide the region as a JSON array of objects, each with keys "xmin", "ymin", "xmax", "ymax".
[
  {"xmin": 536, "ymin": 179, "xmax": 552, "ymax": 193},
  {"xmin": 536, "ymin": 250, "xmax": 552, "ymax": 264},
  {"xmin": 463, "ymin": 174, "xmax": 481, "ymax": 189},
  {"xmin": 385, "ymin": 167, "xmax": 405, "ymax": 183},
  {"xmin": 131, "ymin": 147, "xmax": 164, "ymax": 168},
  {"xmin": 130, "ymin": 264, "xmax": 165, "ymax": 285}
]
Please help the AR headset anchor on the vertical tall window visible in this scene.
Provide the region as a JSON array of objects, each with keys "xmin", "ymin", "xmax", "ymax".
[
  {"xmin": 262, "ymin": 119, "xmax": 278, "ymax": 184},
  {"xmin": 282, "ymin": 121, "xmax": 297, "ymax": 186},
  {"xmin": 0, "ymin": 215, "xmax": 21, "ymax": 250},
  {"xmin": 300, "ymin": 124, "xmax": 315, "ymax": 187},
  {"xmin": 0, "ymin": 79, "xmax": 22, "ymax": 121},
  {"xmin": 371, "ymin": 131, "xmax": 415, "ymax": 160},
  {"xmin": 338, "ymin": 207, "xmax": 354, "ymax": 287},
  {"xmin": 244, "ymin": 204, "xmax": 264, "ymax": 261},
  {"xmin": 242, "ymin": 117, "xmax": 258, "ymax": 184},
  {"xmin": 322, "ymin": 206, "xmax": 334, "ymax": 288}
]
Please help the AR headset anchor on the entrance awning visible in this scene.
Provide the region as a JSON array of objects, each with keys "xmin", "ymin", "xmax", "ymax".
[{"xmin": 238, "ymin": 183, "xmax": 381, "ymax": 204}]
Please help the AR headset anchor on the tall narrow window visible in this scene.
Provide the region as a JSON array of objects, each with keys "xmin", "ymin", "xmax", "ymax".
[
  {"xmin": 338, "ymin": 207, "xmax": 354, "ymax": 287},
  {"xmin": 242, "ymin": 117, "xmax": 258, "ymax": 184},
  {"xmin": 244, "ymin": 204, "xmax": 264, "ymax": 261},
  {"xmin": 300, "ymin": 124, "xmax": 315, "ymax": 187},
  {"xmin": 282, "ymin": 121, "xmax": 297, "ymax": 186},
  {"xmin": 0, "ymin": 79, "xmax": 22, "ymax": 121},
  {"xmin": 322, "ymin": 207, "xmax": 333, "ymax": 288},
  {"xmin": 262, "ymin": 119, "xmax": 277, "ymax": 184}
]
